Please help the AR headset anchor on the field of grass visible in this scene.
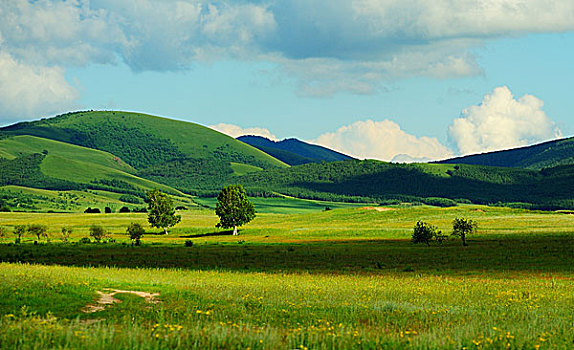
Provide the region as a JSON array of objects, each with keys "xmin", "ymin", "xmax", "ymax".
[{"xmin": 0, "ymin": 205, "xmax": 572, "ymax": 349}]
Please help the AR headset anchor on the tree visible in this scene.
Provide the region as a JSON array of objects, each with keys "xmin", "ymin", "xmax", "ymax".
[
  {"xmin": 126, "ymin": 222, "xmax": 145, "ymax": 245},
  {"xmin": 451, "ymin": 218, "xmax": 477, "ymax": 246},
  {"xmin": 61, "ymin": 226, "xmax": 73, "ymax": 243},
  {"xmin": 13, "ymin": 225, "xmax": 26, "ymax": 243},
  {"xmin": 28, "ymin": 224, "xmax": 48, "ymax": 242},
  {"xmin": 89, "ymin": 224, "xmax": 107, "ymax": 242},
  {"xmin": 215, "ymin": 184, "xmax": 255, "ymax": 235},
  {"xmin": 146, "ymin": 189, "xmax": 181, "ymax": 234},
  {"xmin": 412, "ymin": 221, "xmax": 439, "ymax": 246},
  {"xmin": 0, "ymin": 226, "xmax": 7, "ymax": 242}
]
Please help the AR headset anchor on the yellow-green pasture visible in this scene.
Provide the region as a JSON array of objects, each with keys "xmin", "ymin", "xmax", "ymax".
[{"xmin": 0, "ymin": 205, "xmax": 573, "ymax": 349}]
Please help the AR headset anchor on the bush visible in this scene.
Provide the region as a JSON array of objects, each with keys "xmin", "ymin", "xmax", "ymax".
[
  {"xmin": 0, "ymin": 205, "xmax": 11, "ymax": 212},
  {"xmin": 84, "ymin": 207, "xmax": 101, "ymax": 214},
  {"xmin": 104, "ymin": 207, "xmax": 112, "ymax": 214},
  {"xmin": 126, "ymin": 222, "xmax": 145, "ymax": 245},
  {"xmin": 119, "ymin": 206, "xmax": 131, "ymax": 213},
  {"xmin": 78, "ymin": 237, "xmax": 91, "ymax": 244},
  {"xmin": 89, "ymin": 225, "xmax": 107, "ymax": 242},
  {"xmin": 412, "ymin": 221, "xmax": 442, "ymax": 246},
  {"xmin": 184, "ymin": 240, "xmax": 193, "ymax": 247},
  {"xmin": 119, "ymin": 194, "xmax": 142, "ymax": 204},
  {"xmin": 0, "ymin": 226, "xmax": 7, "ymax": 241}
]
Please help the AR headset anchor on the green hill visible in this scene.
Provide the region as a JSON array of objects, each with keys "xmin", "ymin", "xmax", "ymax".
[
  {"xmin": 237, "ymin": 135, "xmax": 354, "ymax": 165},
  {"xmin": 438, "ymin": 136, "xmax": 574, "ymax": 169},
  {"xmin": 0, "ymin": 135, "xmax": 182, "ymax": 199},
  {"xmin": 238, "ymin": 159, "xmax": 574, "ymax": 209},
  {"xmin": 1, "ymin": 111, "xmax": 288, "ymax": 194}
]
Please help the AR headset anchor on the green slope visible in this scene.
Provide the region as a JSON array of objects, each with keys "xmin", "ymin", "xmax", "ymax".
[
  {"xmin": 439, "ymin": 136, "xmax": 574, "ymax": 169},
  {"xmin": 0, "ymin": 135, "xmax": 182, "ymax": 196},
  {"xmin": 1, "ymin": 111, "xmax": 287, "ymax": 169}
]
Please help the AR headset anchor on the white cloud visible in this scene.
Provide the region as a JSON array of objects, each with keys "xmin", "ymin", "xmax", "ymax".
[
  {"xmin": 0, "ymin": 51, "xmax": 79, "ymax": 124},
  {"xmin": 313, "ymin": 119, "xmax": 453, "ymax": 162},
  {"xmin": 448, "ymin": 86, "xmax": 562, "ymax": 155},
  {"xmin": 1, "ymin": 0, "xmax": 574, "ymax": 117},
  {"xmin": 210, "ymin": 123, "xmax": 278, "ymax": 141}
]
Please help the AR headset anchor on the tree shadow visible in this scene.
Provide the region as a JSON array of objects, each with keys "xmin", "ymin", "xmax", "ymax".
[{"xmin": 180, "ymin": 230, "xmax": 234, "ymax": 238}]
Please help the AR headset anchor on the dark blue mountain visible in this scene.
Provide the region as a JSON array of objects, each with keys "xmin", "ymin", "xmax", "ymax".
[{"xmin": 237, "ymin": 135, "xmax": 354, "ymax": 166}]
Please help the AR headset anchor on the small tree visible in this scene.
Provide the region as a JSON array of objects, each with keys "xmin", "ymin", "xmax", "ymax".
[
  {"xmin": 0, "ymin": 226, "xmax": 7, "ymax": 242},
  {"xmin": 89, "ymin": 224, "xmax": 107, "ymax": 242},
  {"xmin": 451, "ymin": 218, "xmax": 477, "ymax": 246},
  {"xmin": 412, "ymin": 221, "xmax": 441, "ymax": 246},
  {"xmin": 215, "ymin": 184, "xmax": 255, "ymax": 235},
  {"xmin": 61, "ymin": 226, "xmax": 73, "ymax": 243},
  {"xmin": 147, "ymin": 189, "xmax": 181, "ymax": 235},
  {"xmin": 28, "ymin": 224, "xmax": 48, "ymax": 242},
  {"xmin": 126, "ymin": 222, "xmax": 145, "ymax": 245},
  {"xmin": 14, "ymin": 225, "xmax": 26, "ymax": 243}
]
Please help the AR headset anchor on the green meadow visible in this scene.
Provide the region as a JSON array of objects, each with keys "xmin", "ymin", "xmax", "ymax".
[{"xmin": 0, "ymin": 205, "xmax": 573, "ymax": 349}]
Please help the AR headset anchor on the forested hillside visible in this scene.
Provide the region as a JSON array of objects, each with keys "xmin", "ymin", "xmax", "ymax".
[
  {"xmin": 238, "ymin": 135, "xmax": 353, "ymax": 165},
  {"xmin": 439, "ymin": 136, "xmax": 574, "ymax": 169},
  {"xmin": 239, "ymin": 160, "xmax": 574, "ymax": 209}
]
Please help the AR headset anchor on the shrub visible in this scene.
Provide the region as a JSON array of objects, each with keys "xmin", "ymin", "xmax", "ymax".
[
  {"xmin": 119, "ymin": 206, "xmax": 131, "ymax": 213},
  {"xmin": 126, "ymin": 223, "xmax": 145, "ymax": 245},
  {"xmin": 78, "ymin": 237, "xmax": 91, "ymax": 244},
  {"xmin": 89, "ymin": 225, "xmax": 107, "ymax": 242},
  {"xmin": 104, "ymin": 207, "xmax": 112, "ymax": 214},
  {"xmin": 119, "ymin": 194, "xmax": 142, "ymax": 204},
  {"xmin": 84, "ymin": 207, "xmax": 101, "ymax": 214},
  {"xmin": 184, "ymin": 240, "xmax": 193, "ymax": 247},
  {"xmin": 412, "ymin": 221, "xmax": 442, "ymax": 246},
  {"xmin": 0, "ymin": 205, "xmax": 11, "ymax": 212},
  {"xmin": 0, "ymin": 226, "xmax": 7, "ymax": 241}
]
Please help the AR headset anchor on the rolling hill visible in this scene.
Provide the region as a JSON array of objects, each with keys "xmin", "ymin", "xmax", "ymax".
[
  {"xmin": 237, "ymin": 135, "xmax": 354, "ymax": 165},
  {"xmin": 438, "ymin": 136, "xmax": 574, "ymax": 169},
  {"xmin": 1, "ymin": 111, "xmax": 288, "ymax": 195}
]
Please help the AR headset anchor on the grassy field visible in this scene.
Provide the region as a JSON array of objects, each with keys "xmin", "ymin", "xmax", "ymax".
[{"xmin": 0, "ymin": 205, "xmax": 573, "ymax": 349}]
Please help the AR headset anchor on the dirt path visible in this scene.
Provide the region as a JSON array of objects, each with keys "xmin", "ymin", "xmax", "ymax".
[
  {"xmin": 82, "ymin": 289, "xmax": 160, "ymax": 313},
  {"xmin": 361, "ymin": 206, "xmax": 394, "ymax": 212}
]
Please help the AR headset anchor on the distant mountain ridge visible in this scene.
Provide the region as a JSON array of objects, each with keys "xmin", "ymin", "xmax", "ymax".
[
  {"xmin": 237, "ymin": 135, "xmax": 354, "ymax": 166},
  {"xmin": 438, "ymin": 136, "xmax": 574, "ymax": 169}
]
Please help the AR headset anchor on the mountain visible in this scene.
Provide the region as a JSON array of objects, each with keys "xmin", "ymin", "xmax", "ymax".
[
  {"xmin": 237, "ymin": 135, "xmax": 354, "ymax": 166},
  {"xmin": 1, "ymin": 111, "xmax": 288, "ymax": 195},
  {"xmin": 438, "ymin": 137, "xmax": 574, "ymax": 169}
]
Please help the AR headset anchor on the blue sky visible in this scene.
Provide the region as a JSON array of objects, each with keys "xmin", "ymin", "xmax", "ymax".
[{"xmin": 1, "ymin": 1, "xmax": 573, "ymax": 161}]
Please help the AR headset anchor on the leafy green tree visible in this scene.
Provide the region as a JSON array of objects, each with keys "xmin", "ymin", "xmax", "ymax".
[
  {"xmin": 215, "ymin": 184, "xmax": 255, "ymax": 235},
  {"xmin": 451, "ymin": 218, "xmax": 477, "ymax": 246},
  {"xmin": 412, "ymin": 221, "xmax": 441, "ymax": 246},
  {"xmin": 89, "ymin": 224, "xmax": 107, "ymax": 242},
  {"xmin": 28, "ymin": 224, "xmax": 48, "ymax": 242},
  {"xmin": 126, "ymin": 222, "xmax": 145, "ymax": 245},
  {"xmin": 0, "ymin": 226, "xmax": 7, "ymax": 242},
  {"xmin": 61, "ymin": 226, "xmax": 73, "ymax": 243},
  {"xmin": 13, "ymin": 225, "xmax": 26, "ymax": 243},
  {"xmin": 146, "ymin": 189, "xmax": 181, "ymax": 234}
]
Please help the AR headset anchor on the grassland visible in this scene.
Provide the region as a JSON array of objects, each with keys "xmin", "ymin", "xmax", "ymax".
[{"xmin": 0, "ymin": 205, "xmax": 572, "ymax": 349}]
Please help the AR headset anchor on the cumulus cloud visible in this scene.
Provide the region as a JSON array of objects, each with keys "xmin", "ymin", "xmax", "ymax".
[
  {"xmin": 313, "ymin": 120, "xmax": 453, "ymax": 162},
  {"xmin": 448, "ymin": 86, "xmax": 562, "ymax": 155},
  {"xmin": 210, "ymin": 123, "xmax": 278, "ymax": 141},
  {"xmin": 0, "ymin": 51, "xmax": 79, "ymax": 124},
  {"xmin": 1, "ymin": 0, "xmax": 574, "ymax": 117}
]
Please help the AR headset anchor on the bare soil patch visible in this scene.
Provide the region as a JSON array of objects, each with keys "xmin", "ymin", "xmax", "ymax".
[
  {"xmin": 82, "ymin": 289, "xmax": 160, "ymax": 313},
  {"xmin": 361, "ymin": 207, "xmax": 394, "ymax": 212}
]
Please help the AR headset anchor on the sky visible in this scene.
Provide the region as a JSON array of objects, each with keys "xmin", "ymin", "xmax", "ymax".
[{"xmin": 1, "ymin": 0, "xmax": 573, "ymax": 162}]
